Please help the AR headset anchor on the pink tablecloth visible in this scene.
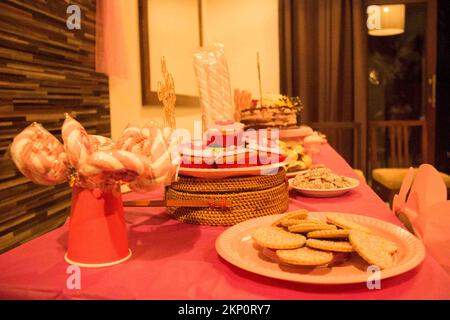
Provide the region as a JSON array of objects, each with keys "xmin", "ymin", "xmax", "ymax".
[{"xmin": 0, "ymin": 144, "xmax": 449, "ymax": 299}]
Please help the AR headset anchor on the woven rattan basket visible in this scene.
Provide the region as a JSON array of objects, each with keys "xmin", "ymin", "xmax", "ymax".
[{"xmin": 166, "ymin": 169, "xmax": 289, "ymax": 226}]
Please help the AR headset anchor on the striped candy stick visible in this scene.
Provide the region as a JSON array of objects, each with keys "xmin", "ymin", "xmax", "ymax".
[
  {"xmin": 115, "ymin": 125, "xmax": 145, "ymax": 151},
  {"xmin": 61, "ymin": 113, "xmax": 91, "ymax": 168},
  {"xmin": 213, "ymin": 43, "xmax": 233, "ymax": 119},
  {"xmin": 10, "ymin": 122, "xmax": 68, "ymax": 185},
  {"xmin": 140, "ymin": 124, "xmax": 175, "ymax": 178},
  {"xmin": 88, "ymin": 135, "xmax": 114, "ymax": 152},
  {"xmin": 128, "ymin": 125, "xmax": 179, "ymax": 192},
  {"xmin": 194, "ymin": 51, "xmax": 215, "ymax": 129},
  {"xmin": 79, "ymin": 150, "xmax": 148, "ymax": 178},
  {"xmin": 114, "ymin": 122, "xmax": 179, "ymax": 191},
  {"xmin": 148, "ymin": 128, "xmax": 173, "ymax": 179}
]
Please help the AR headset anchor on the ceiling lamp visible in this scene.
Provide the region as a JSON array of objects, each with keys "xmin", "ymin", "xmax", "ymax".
[{"xmin": 367, "ymin": 4, "xmax": 405, "ymax": 36}]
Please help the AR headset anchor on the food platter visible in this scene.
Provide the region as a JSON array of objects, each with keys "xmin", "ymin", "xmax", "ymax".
[
  {"xmin": 288, "ymin": 177, "xmax": 360, "ymax": 197},
  {"xmin": 216, "ymin": 212, "xmax": 426, "ymax": 285}
]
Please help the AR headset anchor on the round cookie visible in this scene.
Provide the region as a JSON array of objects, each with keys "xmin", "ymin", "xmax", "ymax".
[
  {"xmin": 306, "ymin": 239, "xmax": 354, "ymax": 252},
  {"xmin": 288, "ymin": 223, "xmax": 337, "ymax": 233},
  {"xmin": 252, "ymin": 226, "xmax": 306, "ymax": 249},
  {"xmin": 303, "ymin": 217, "xmax": 328, "ymax": 224},
  {"xmin": 276, "ymin": 247, "xmax": 333, "ymax": 266},
  {"xmin": 280, "ymin": 219, "xmax": 310, "ymax": 227},
  {"xmin": 285, "ymin": 209, "xmax": 309, "ymax": 220},
  {"xmin": 272, "ymin": 209, "xmax": 308, "ymax": 226},
  {"xmin": 282, "ymin": 218, "xmax": 328, "ymax": 227},
  {"xmin": 370, "ymin": 234, "xmax": 398, "ymax": 254},
  {"xmin": 326, "ymin": 214, "xmax": 372, "ymax": 233},
  {"xmin": 349, "ymin": 230, "xmax": 394, "ymax": 269},
  {"xmin": 307, "ymin": 229, "xmax": 350, "ymax": 239}
]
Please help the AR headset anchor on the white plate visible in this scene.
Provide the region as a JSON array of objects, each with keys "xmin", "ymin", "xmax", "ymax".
[
  {"xmin": 279, "ymin": 126, "xmax": 314, "ymax": 138},
  {"xmin": 285, "ymin": 169, "xmax": 309, "ymax": 178},
  {"xmin": 288, "ymin": 177, "xmax": 360, "ymax": 197},
  {"xmin": 179, "ymin": 161, "xmax": 288, "ymax": 179},
  {"xmin": 215, "ymin": 212, "xmax": 426, "ymax": 285}
]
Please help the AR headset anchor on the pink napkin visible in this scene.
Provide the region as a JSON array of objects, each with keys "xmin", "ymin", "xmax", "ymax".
[
  {"xmin": 409, "ymin": 164, "xmax": 447, "ymax": 213},
  {"xmin": 393, "ymin": 164, "xmax": 450, "ymax": 274},
  {"xmin": 414, "ymin": 201, "xmax": 450, "ymax": 274}
]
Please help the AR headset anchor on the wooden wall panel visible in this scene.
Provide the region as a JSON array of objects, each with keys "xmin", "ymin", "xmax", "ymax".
[{"xmin": 0, "ymin": 0, "xmax": 110, "ymax": 253}]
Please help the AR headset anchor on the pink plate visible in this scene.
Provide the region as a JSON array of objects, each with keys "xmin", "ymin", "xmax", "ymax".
[
  {"xmin": 215, "ymin": 212, "xmax": 425, "ymax": 284},
  {"xmin": 178, "ymin": 162, "xmax": 287, "ymax": 179}
]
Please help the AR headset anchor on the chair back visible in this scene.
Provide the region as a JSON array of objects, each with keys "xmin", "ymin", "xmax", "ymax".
[{"xmin": 369, "ymin": 120, "xmax": 427, "ymax": 170}]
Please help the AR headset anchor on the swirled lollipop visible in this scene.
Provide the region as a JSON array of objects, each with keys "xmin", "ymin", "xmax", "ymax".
[{"xmin": 10, "ymin": 123, "xmax": 68, "ymax": 185}]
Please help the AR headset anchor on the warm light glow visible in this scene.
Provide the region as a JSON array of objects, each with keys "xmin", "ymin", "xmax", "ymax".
[{"xmin": 367, "ymin": 4, "xmax": 405, "ymax": 36}]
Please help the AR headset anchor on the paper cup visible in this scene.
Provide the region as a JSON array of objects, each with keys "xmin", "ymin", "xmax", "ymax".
[{"xmin": 65, "ymin": 184, "xmax": 131, "ymax": 268}]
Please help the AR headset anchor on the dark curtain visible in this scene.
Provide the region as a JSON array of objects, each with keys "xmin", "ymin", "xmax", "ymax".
[{"xmin": 279, "ymin": 0, "xmax": 367, "ymax": 171}]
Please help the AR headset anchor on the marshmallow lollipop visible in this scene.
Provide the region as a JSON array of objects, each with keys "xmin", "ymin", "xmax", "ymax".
[{"xmin": 10, "ymin": 123, "xmax": 68, "ymax": 185}]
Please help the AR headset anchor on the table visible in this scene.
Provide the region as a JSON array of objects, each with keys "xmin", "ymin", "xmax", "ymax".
[{"xmin": 0, "ymin": 144, "xmax": 449, "ymax": 299}]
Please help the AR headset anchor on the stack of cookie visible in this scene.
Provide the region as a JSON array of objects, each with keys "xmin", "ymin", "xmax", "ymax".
[
  {"xmin": 251, "ymin": 210, "xmax": 398, "ymax": 270},
  {"xmin": 292, "ymin": 166, "xmax": 355, "ymax": 189}
]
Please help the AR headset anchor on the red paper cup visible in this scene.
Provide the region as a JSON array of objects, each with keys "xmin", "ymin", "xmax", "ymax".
[{"xmin": 65, "ymin": 184, "xmax": 131, "ymax": 267}]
